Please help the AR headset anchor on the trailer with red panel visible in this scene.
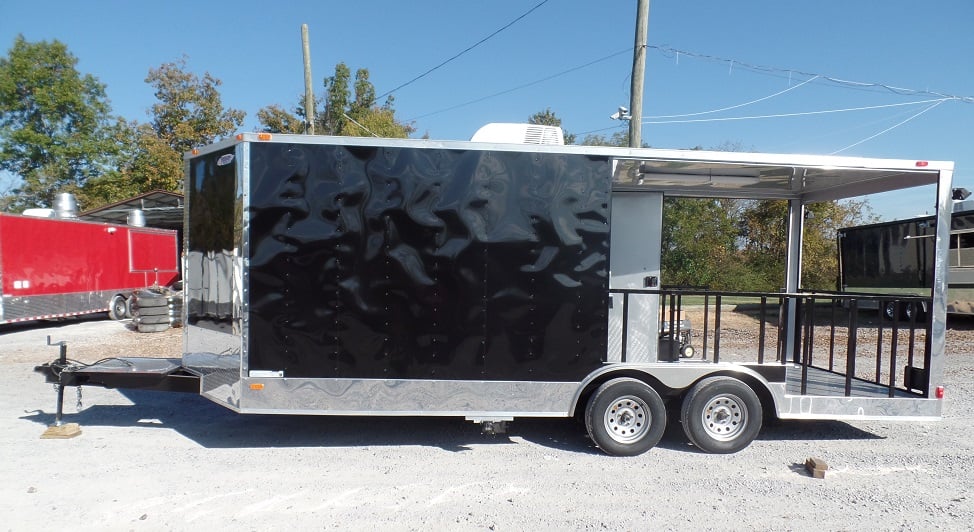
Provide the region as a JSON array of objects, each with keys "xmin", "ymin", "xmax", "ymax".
[{"xmin": 0, "ymin": 213, "xmax": 179, "ymax": 324}]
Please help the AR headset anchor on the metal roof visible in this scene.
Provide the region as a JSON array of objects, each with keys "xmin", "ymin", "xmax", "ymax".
[{"xmin": 79, "ymin": 190, "xmax": 184, "ymax": 230}]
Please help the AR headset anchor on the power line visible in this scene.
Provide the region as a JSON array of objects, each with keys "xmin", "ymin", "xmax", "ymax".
[
  {"xmin": 646, "ymin": 76, "xmax": 820, "ymax": 119},
  {"xmin": 405, "ymin": 48, "xmax": 631, "ymax": 121},
  {"xmin": 830, "ymin": 100, "xmax": 947, "ymax": 154},
  {"xmin": 640, "ymin": 97, "xmax": 953, "ymax": 125},
  {"xmin": 648, "ymin": 45, "xmax": 974, "ymax": 104},
  {"xmin": 377, "ymin": 0, "xmax": 549, "ymax": 100}
]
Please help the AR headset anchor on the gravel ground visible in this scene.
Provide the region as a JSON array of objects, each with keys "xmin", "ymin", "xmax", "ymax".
[{"xmin": 1, "ymin": 312, "xmax": 973, "ymax": 530}]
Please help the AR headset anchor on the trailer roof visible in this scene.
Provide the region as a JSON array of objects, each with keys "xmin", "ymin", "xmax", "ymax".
[{"xmin": 195, "ymin": 133, "xmax": 953, "ymax": 204}]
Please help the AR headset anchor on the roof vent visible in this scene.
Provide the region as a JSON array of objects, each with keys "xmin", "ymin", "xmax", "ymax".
[
  {"xmin": 470, "ymin": 123, "xmax": 565, "ymax": 145},
  {"xmin": 53, "ymin": 193, "xmax": 78, "ymax": 219},
  {"xmin": 127, "ymin": 209, "xmax": 146, "ymax": 227}
]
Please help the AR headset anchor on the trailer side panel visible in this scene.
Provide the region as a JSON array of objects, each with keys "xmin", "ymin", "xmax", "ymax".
[{"xmin": 244, "ymin": 143, "xmax": 610, "ymax": 381}]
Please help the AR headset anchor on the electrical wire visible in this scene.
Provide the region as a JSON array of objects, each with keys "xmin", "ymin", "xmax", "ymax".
[
  {"xmin": 646, "ymin": 75, "xmax": 820, "ymax": 119},
  {"xmin": 648, "ymin": 45, "xmax": 974, "ymax": 104},
  {"xmin": 377, "ymin": 0, "xmax": 549, "ymax": 100},
  {"xmin": 343, "ymin": 113, "xmax": 379, "ymax": 137},
  {"xmin": 640, "ymin": 98, "xmax": 953, "ymax": 125},
  {"xmin": 830, "ymin": 100, "xmax": 947, "ymax": 154},
  {"xmin": 406, "ymin": 47, "xmax": 631, "ymax": 121}
]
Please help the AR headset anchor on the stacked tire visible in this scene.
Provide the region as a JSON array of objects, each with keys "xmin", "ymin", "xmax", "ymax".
[{"xmin": 132, "ymin": 289, "xmax": 183, "ymax": 333}]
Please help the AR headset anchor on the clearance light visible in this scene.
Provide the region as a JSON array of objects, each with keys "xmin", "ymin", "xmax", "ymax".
[
  {"xmin": 191, "ymin": 149, "xmax": 199, "ymax": 155},
  {"xmin": 236, "ymin": 134, "xmax": 245, "ymax": 141},
  {"xmin": 916, "ymin": 161, "xmax": 929, "ymax": 167},
  {"xmin": 257, "ymin": 133, "xmax": 273, "ymax": 141},
  {"xmin": 936, "ymin": 386, "xmax": 945, "ymax": 399},
  {"xmin": 250, "ymin": 383, "xmax": 265, "ymax": 391}
]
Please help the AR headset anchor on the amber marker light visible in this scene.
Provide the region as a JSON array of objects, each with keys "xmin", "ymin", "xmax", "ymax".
[
  {"xmin": 257, "ymin": 133, "xmax": 273, "ymax": 141},
  {"xmin": 250, "ymin": 383, "xmax": 265, "ymax": 391}
]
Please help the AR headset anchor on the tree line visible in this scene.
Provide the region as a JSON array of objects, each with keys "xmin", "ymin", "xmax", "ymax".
[{"xmin": 0, "ymin": 35, "xmax": 870, "ymax": 292}]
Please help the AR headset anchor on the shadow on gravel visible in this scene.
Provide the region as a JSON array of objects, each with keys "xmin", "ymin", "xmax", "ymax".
[
  {"xmin": 22, "ymin": 388, "xmax": 883, "ymax": 456},
  {"xmin": 758, "ymin": 419, "xmax": 884, "ymax": 442},
  {"xmin": 21, "ymin": 388, "xmax": 599, "ymax": 453}
]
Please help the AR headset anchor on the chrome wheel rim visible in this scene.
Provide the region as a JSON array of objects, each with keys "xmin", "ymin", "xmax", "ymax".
[
  {"xmin": 603, "ymin": 395, "xmax": 651, "ymax": 443},
  {"xmin": 700, "ymin": 393, "xmax": 747, "ymax": 441}
]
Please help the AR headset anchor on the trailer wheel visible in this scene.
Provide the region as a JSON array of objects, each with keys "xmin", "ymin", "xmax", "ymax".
[
  {"xmin": 585, "ymin": 378, "xmax": 666, "ymax": 456},
  {"xmin": 680, "ymin": 345, "xmax": 695, "ymax": 358},
  {"xmin": 882, "ymin": 301, "xmax": 897, "ymax": 321},
  {"xmin": 904, "ymin": 302, "xmax": 924, "ymax": 322},
  {"xmin": 681, "ymin": 377, "xmax": 762, "ymax": 454},
  {"xmin": 108, "ymin": 295, "xmax": 128, "ymax": 321}
]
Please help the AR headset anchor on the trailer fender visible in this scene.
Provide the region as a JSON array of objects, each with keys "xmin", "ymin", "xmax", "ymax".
[{"xmin": 568, "ymin": 364, "xmax": 781, "ymax": 418}]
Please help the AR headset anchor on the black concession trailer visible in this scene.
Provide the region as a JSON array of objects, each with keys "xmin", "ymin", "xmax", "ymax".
[
  {"xmin": 838, "ymin": 201, "xmax": 974, "ymax": 319},
  {"xmin": 37, "ymin": 132, "xmax": 955, "ymax": 456}
]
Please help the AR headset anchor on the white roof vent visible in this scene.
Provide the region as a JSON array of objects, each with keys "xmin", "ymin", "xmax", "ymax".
[{"xmin": 470, "ymin": 123, "xmax": 565, "ymax": 145}]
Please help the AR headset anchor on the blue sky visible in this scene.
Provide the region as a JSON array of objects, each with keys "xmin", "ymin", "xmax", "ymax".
[{"xmin": 2, "ymin": 0, "xmax": 972, "ymax": 220}]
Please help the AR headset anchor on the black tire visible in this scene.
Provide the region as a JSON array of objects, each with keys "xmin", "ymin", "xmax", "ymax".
[
  {"xmin": 904, "ymin": 302, "xmax": 925, "ymax": 322},
  {"xmin": 108, "ymin": 295, "xmax": 128, "ymax": 321},
  {"xmin": 681, "ymin": 377, "xmax": 762, "ymax": 454},
  {"xmin": 136, "ymin": 306, "xmax": 170, "ymax": 317},
  {"xmin": 882, "ymin": 301, "xmax": 897, "ymax": 321},
  {"xmin": 135, "ymin": 293, "xmax": 169, "ymax": 308},
  {"xmin": 136, "ymin": 315, "xmax": 170, "ymax": 325},
  {"xmin": 137, "ymin": 323, "xmax": 170, "ymax": 333},
  {"xmin": 585, "ymin": 378, "xmax": 667, "ymax": 456}
]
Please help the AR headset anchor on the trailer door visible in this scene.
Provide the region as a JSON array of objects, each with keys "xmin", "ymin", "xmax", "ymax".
[{"xmin": 607, "ymin": 192, "xmax": 663, "ymax": 362}]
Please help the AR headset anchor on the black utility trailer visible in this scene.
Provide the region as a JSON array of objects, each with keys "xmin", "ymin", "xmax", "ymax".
[{"xmin": 37, "ymin": 132, "xmax": 954, "ymax": 455}]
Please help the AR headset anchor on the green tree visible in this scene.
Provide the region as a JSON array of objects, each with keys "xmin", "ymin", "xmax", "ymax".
[
  {"xmin": 257, "ymin": 62, "xmax": 413, "ymax": 138},
  {"xmin": 256, "ymin": 103, "xmax": 307, "ymax": 134},
  {"xmin": 84, "ymin": 57, "xmax": 245, "ymax": 206},
  {"xmin": 528, "ymin": 108, "xmax": 576, "ymax": 144},
  {"xmin": 661, "ymin": 197, "xmax": 748, "ymax": 289},
  {"xmin": 738, "ymin": 199, "xmax": 874, "ymax": 291},
  {"xmin": 146, "ymin": 57, "xmax": 245, "ymax": 155},
  {"xmin": 0, "ymin": 35, "xmax": 124, "ymax": 210},
  {"xmin": 580, "ymin": 130, "xmax": 645, "ymax": 148}
]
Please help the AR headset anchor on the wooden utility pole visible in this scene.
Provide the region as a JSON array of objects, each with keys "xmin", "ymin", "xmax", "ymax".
[
  {"xmin": 301, "ymin": 24, "xmax": 315, "ymax": 135},
  {"xmin": 629, "ymin": 0, "xmax": 649, "ymax": 148}
]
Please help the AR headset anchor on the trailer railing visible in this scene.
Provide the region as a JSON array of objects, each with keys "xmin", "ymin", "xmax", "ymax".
[{"xmin": 610, "ymin": 288, "xmax": 933, "ymax": 399}]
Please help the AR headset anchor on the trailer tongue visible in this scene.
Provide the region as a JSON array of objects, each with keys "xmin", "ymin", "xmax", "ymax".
[{"xmin": 35, "ymin": 131, "xmax": 954, "ymax": 455}]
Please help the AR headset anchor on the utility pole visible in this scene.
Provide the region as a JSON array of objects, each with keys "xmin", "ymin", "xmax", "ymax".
[
  {"xmin": 629, "ymin": 0, "xmax": 649, "ymax": 148},
  {"xmin": 301, "ymin": 24, "xmax": 315, "ymax": 135}
]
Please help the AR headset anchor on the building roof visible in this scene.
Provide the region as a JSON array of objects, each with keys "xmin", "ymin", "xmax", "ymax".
[{"xmin": 79, "ymin": 190, "xmax": 184, "ymax": 230}]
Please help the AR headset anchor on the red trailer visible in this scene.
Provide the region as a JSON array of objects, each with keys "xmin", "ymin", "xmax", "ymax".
[{"xmin": 0, "ymin": 213, "xmax": 179, "ymax": 324}]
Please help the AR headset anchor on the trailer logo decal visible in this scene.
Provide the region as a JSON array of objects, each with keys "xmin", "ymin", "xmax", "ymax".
[{"xmin": 217, "ymin": 154, "xmax": 235, "ymax": 166}]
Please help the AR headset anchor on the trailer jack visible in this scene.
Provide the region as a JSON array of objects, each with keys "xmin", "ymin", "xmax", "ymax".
[{"xmin": 39, "ymin": 337, "xmax": 82, "ymax": 439}]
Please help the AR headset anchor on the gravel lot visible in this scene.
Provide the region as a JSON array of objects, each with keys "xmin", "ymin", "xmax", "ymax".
[{"xmin": 2, "ymin": 312, "xmax": 973, "ymax": 530}]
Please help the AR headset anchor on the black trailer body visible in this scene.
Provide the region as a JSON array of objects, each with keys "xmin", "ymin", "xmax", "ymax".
[
  {"xmin": 839, "ymin": 205, "xmax": 974, "ymax": 317},
  {"xmin": 39, "ymin": 132, "xmax": 956, "ymax": 455},
  {"xmin": 185, "ymin": 139, "xmax": 611, "ymax": 411}
]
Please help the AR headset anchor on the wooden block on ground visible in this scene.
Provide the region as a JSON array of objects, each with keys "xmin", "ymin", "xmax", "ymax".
[
  {"xmin": 41, "ymin": 423, "xmax": 82, "ymax": 439},
  {"xmin": 805, "ymin": 457, "xmax": 828, "ymax": 479}
]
